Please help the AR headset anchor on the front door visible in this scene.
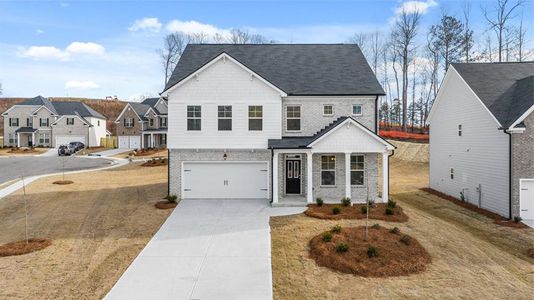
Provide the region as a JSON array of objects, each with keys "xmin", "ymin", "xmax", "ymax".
[
  {"xmin": 285, "ymin": 160, "xmax": 301, "ymax": 194},
  {"xmin": 28, "ymin": 135, "xmax": 33, "ymax": 147}
]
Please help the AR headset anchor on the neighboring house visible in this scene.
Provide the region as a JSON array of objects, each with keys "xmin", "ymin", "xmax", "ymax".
[
  {"xmin": 427, "ymin": 62, "xmax": 534, "ymax": 221},
  {"xmin": 162, "ymin": 44, "xmax": 394, "ymax": 206},
  {"xmin": 114, "ymin": 97, "xmax": 168, "ymax": 149},
  {"xmin": 1, "ymin": 96, "xmax": 107, "ymax": 148}
]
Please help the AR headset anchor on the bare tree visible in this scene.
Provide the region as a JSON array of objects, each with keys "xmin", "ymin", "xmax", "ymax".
[
  {"xmin": 391, "ymin": 9, "xmax": 422, "ymax": 132},
  {"xmin": 349, "ymin": 33, "xmax": 369, "ymax": 55},
  {"xmin": 159, "ymin": 32, "xmax": 188, "ymax": 84},
  {"xmin": 514, "ymin": 15, "xmax": 527, "ymax": 61},
  {"xmin": 229, "ymin": 28, "xmax": 251, "ymax": 44},
  {"xmin": 461, "ymin": 2, "xmax": 475, "ymax": 62},
  {"xmin": 483, "ymin": 0, "xmax": 525, "ymax": 62}
]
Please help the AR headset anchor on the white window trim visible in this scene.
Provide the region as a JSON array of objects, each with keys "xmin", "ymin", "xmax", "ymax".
[
  {"xmin": 248, "ymin": 105, "xmax": 263, "ymax": 131},
  {"xmin": 10, "ymin": 118, "xmax": 19, "ymax": 127},
  {"xmin": 323, "ymin": 104, "xmax": 334, "ymax": 116},
  {"xmin": 217, "ymin": 105, "xmax": 233, "ymax": 131},
  {"xmin": 67, "ymin": 117, "xmax": 75, "ymax": 125},
  {"xmin": 39, "ymin": 133, "xmax": 50, "ymax": 144},
  {"xmin": 286, "ymin": 104, "xmax": 302, "ymax": 132},
  {"xmin": 352, "ymin": 104, "xmax": 363, "ymax": 116},
  {"xmin": 125, "ymin": 118, "xmax": 134, "ymax": 128},
  {"xmin": 350, "ymin": 155, "xmax": 365, "ymax": 186},
  {"xmin": 320, "ymin": 155, "xmax": 336, "ymax": 187},
  {"xmin": 161, "ymin": 117, "xmax": 167, "ymax": 127},
  {"xmin": 39, "ymin": 118, "xmax": 49, "ymax": 127},
  {"xmin": 187, "ymin": 105, "xmax": 202, "ymax": 131}
]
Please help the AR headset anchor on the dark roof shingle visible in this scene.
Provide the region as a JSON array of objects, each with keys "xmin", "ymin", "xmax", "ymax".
[
  {"xmin": 52, "ymin": 102, "xmax": 106, "ymax": 119},
  {"xmin": 164, "ymin": 44, "xmax": 384, "ymax": 96}
]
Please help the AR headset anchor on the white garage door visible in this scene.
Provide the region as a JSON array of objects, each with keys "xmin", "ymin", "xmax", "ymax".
[
  {"xmin": 183, "ymin": 162, "xmax": 269, "ymax": 199},
  {"xmin": 520, "ymin": 180, "xmax": 534, "ymax": 221},
  {"xmin": 118, "ymin": 136, "xmax": 141, "ymax": 149},
  {"xmin": 55, "ymin": 135, "xmax": 85, "ymax": 147}
]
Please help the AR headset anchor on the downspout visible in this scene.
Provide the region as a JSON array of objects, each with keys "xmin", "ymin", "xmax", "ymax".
[
  {"xmin": 270, "ymin": 147, "xmax": 274, "ymax": 203},
  {"xmin": 167, "ymin": 148, "xmax": 170, "ymax": 197},
  {"xmin": 388, "ymin": 149, "xmax": 395, "ymax": 200},
  {"xmin": 375, "ymin": 95, "xmax": 379, "ymax": 133},
  {"xmin": 503, "ymin": 129, "xmax": 512, "ymax": 220}
]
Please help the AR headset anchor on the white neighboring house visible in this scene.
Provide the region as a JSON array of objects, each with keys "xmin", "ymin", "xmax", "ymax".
[
  {"xmin": 427, "ymin": 62, "xmax": 534, "ymax": 221},
  {"xmin": 162, "ymin": 44, "xmax": 395, "ymax": 206},
  {"xmin": 2, "ymin": 96, "xmax": 108, "ymax": 148}
]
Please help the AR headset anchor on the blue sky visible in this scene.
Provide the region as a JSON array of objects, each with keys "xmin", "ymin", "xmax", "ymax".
[{"xmin": 0, "ymin": 0, "xmax": 532, "ymax": 100}]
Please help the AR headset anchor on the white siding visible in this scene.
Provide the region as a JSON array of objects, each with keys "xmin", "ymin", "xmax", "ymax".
[
  {"xmin": 429, "ymin": 67, "xmax": 510, "ymax": 217},
  {"xmin": 311, "ymin": 121, "xmax": 388, "ymax": 153},
  {"xmin": 167, "ymin": 57, "xmax": 282, "ymax": 149},
  {"xmin": 87, "ymin": 117, "xmax": 107, "ymax": 147}
]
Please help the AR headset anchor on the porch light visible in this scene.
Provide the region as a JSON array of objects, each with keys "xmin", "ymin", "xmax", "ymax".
[{"xmin": 223, "ymin": 153, "xmax": 228, "ymax": 160}]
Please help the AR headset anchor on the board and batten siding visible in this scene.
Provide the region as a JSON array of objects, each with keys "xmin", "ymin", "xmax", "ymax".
[
  {"xmin": 167, "ymin": 56, "xmax": 283, "ymax": 149},
  {"xmin": 429, "ymin": 67, "xmax": 510, "ymax": 217}
]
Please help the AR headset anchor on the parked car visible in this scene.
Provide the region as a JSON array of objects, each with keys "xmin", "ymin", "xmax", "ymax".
[
  {"xmin": 69, "ymin": 141, "xmax": 85, "ymax": 152},
  {"xmin": 58, "ymin": 145, "xmax": 72, "ymax": 156}
]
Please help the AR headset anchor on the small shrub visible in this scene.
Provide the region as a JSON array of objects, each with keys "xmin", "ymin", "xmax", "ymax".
[
  {"xmin": 332, "ymin": 206, "xmax": 341, "ymax": 215},
  {"xmin": 389, "ymin": 227, "xmax": 400, "ymax": 234},
  {"xmin": 400, "ymin": 235, "xmax": 412, "ymax": 245},
  {"xmin": 371, "ymin": 223, "xmax": 380, "ymax": 229},
  {"xmin": 361, "ymin": 206, "xmax": 368, "ymax": 214},
  {"xmin": 385, "ymin": 206, "xmax": 394, "ymax": 215},
  {"xmin": 316, "ymin": 198, "xmax": 324, "ymax": 206},
  {"xmin": 336, "ymin": 243, "xmax": 349, "ymax": 253},
  {"xmin": 367, "ymin": 246, "xmax": 378, "ymax": 258},
  {"xmin": 387, "ymin": 199, "xmax": 397, "ymax": 208},
  {"xmin": 514, "ymin": 216, "xmax": 522, "ymax": 223},
  {"xmin": 322, "ymin": 232, "xmax": 333, "ymax": 242},
  {"xmin": 165, "ymin": 195, "xmax": 178, "ymax": 203},
  {"xmin": 341, "ymin": 197, "xmax": 351, "ymax": 207},
  {"xmin": 331, "ymin": 224, "xmax": 342, "ymax": 234}
]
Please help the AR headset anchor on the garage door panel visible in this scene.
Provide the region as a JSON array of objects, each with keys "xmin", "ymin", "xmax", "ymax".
[
  {"xmin": 55, "ymin": 135, "xmax": 86, "ymax": 147},
  {"xmin": 183, "ymin": 162, "xmax": 268, "ymax": 199},
  {"xmin": 118, "ymin": 136, "xmax": 140, "ymax": 149},
  {"xmin": 520, "ymin": 180, "xmax": 534, "ymax": 221}
]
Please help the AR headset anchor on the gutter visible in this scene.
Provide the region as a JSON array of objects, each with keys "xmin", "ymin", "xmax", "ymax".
[
  {"xmin": 375, "ymin": 95, "xmax": 379, "ymax": 133},
  {"xmin": 270, "ymin": 147, "xmax": 274, "ymax": 203},
  {"xmin": 388, "ymin": 149, "xmax": 395, "ymax": 201},
  {"xmin": 503, "ymin": 129, "xmax": 513, "ymax": 220},
  {"xmin": 167, "ymin": 148, "xmax": 170, "ymax": 197}
]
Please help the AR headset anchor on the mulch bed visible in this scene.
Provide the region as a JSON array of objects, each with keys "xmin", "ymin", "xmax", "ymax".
[
  {"xmin": 528, "ymin": 248, "xmax": 534, "ymax": 258},
  {"xmin": 309, "ymin": 226, "xmax": 431, "ymax": 277},
  {"xmin": 155, "ymin": 200, "xmax": 177, "ymax": 209},
  {"xmin": 53, "ymin": 180, "xmax": 74, "ymax": 185},
  {"xmin": 141, "ymin": 159, "xmax": 168, "ymax": 167},
  {"xmin": 421, "ymin": 188, "xmax": 528, "ymax": 229},
  {"xmin": 133, "ymin": 149, "xmax": 161, "ymax": 157},
  {"xmin": 305, "ymin": 203, "xmax": 408, "ymax": 222},
  {"xmin": 0, "ymin": 238, "xmax": 52, "ymax": 257},
  {"xmin": 7, "ymin": 148, "xmax": 40, "ymax": 154}
]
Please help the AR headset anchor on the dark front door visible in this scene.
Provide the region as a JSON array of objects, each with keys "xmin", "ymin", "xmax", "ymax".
[{"xmin": 285, "ymin": 159, "xmax": 301, "ymax": 194}]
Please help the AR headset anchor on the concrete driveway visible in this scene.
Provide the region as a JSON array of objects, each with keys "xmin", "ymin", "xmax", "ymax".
[
  {"xmin": 106, "ymin": 199, "xmax": 305, "ymax": 300},
  {"xmin": 0, "ymin": 156, "xmax": 112, "ymax": 184}
]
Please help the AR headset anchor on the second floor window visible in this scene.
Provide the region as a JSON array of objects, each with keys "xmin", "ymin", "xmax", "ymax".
[
  {"xmin": 458, "ymin": 124, "xmax": 462, "ymax": 136},
  {"xmin": 67, "ymin": 118, "xmax": 74, "ymax": 125},
  {"xmin": 149, "ymin": 118, "xmax": 154, "ymax": 127},
  {"xmin": 9, "ymin": 118, "xmax": 19, "ymax": 127},
  {"xmin": 124, "ymin": 118, "xmax": 134, "ymax": 128},
  {"xmin": 248, "ymin": 106, "xmax": 263, "ymax": 131},
  {"xmin": 40, "ymin": 118, "xmax": 49, "ymax": 127},
  {"xmin": 26, "ymin": 118, "xmax": 33, "ymax": 127},
  {"xmin": 323, "ymin": 105, "xmax": 333, "ymax": 116},
  {"xmin": 352, "ymin": 104, "xmax": 362, "ymax": 116},
  {"xmin": 286, "ymin": 105, "xmax": 301, "ymax": 131},
  {"xmin": 218, "ymin": 106, "xmax": 232, "ymax": 131},
  {"xmin": 161, "ymin": 117, "xmax": 167, "ymax": 127},
  {"xmin": 187, "ymin": 106, "xmax": 201, "ymax": 131}
]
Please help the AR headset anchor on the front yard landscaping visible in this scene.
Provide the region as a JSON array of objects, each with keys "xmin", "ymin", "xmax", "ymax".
[
  {"xmin": 0, "ymin": 163, "xmax": 171, "ymax": 299},
  {"xmin": 305, "ymin": 202, "xmax": 408, "ymax": 222},
  {"xmin": 271, "ymin": 158, "xmax": 534, "ymax": 299},
  {"xmin": 0, "ymin": 147, "xmax": 48, "ymax": 156}
]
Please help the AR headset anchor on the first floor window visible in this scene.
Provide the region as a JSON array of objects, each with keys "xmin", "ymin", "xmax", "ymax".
[
  {"xmin": 218, "ymin": 105, "xmax": 232, "ymax": 131},
  {"xmin": 161, "ymin": 134, "xmax": 167, "ymax": 145},
  {"xmin": 40, "ymin": 118, "xmax": 49, "ymax": 127},
  {"xmin": 286, "ymin": 105, "xmax": 301, "ymax": 131},
  {"xmin": 458, "ymin": 124, "xmax": 462, "ymax": 136},
  {"xmin": 26, "ymin": 118, "xmax": 33, "ymax": 127},
  {"xmin": 9, "ymin": 118, "xmax": 19, "ymax": 127},
  {"xmin": 8, "ymin": 134, "xmax": 17, "ymax": 144},
  {"xmin": 66, "ymin": 117, "xmax": 74, "ymax": 125},
  {"xmin": 187, "ymin": 105, "xmax": 201, "ymax": 131},
  {"xmin": 124, "ymin": 118, "xmax": 134, "ymax": 128},
  {"xmin": 39, "ymin": 133, "xmax": 50, "ymax": 144},
  {"xmin": 351, "ymin": 155, "xmax": 365, "ymax": 185},
  {"xmin": 323, "ymin": 105, "xmax": 333, "ymax": 116},
  {"xmin": 248, "ymin": 106, "xmax": 263, "ymax": 131},
  {"xmin": 321, "ymin": 155, "xmax": 336, "ymax": 186},
  {"xmin": 352, "ymin": 104, "xmax": 362, "ymax": 116}
]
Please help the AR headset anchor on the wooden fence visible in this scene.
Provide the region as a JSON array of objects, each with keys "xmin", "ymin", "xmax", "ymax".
[
  {"xmin": 100, "ymin": 136, "xmax": 117, "ymax": 148},
  {"xmin": 0, "ymin": 136, "xmax": 3, "ymax": 147}
]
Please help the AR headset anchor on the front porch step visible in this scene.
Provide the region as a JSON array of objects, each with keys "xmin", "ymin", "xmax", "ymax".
[{"xmin": 271, "ymin": 201, "xmax": 308, "ymax": 207}]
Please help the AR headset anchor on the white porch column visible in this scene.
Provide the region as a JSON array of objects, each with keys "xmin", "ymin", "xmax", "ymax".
[
  {"xmin": 140, "ymin": 134, "xmax": 144, "ymax": 149},
  {"xmin": 272, "ymin": 151, "xmax": 279, "ymax": 204},
  {"xmin": 150, "ymin": 133, "xmax": 154, "ymax": 148},
  {"xmin": 382, "ymin": 151, "xmax": 389, "ymax": 203},
  {"xmin": 345, "ymin": 152, "xmax": 351, "ymax": 199},
  {"xmin": 306, "ymin": 151, "xmax": 313, "ymax": 203},
  {"xmin": 17, "ymin": 133, "xmax": 20, "ymax": 147},
  {"xmin": 31, "ymin": 132, "xmax": 35, "ymax": 147}
]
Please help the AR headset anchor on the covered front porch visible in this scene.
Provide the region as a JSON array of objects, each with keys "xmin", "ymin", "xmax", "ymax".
[
  {"xmin": 141, "ymin": 131, "xmax": 167, "ymax": 149},
  {"xmin": 15, "ymin": 127, "xmax": 37, "ymax": 147}
]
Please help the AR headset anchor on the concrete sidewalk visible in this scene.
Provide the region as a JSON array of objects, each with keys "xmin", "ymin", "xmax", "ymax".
[
  {"xmin": 106, "ymin": 199, "xmax": 305, "ymax": 300},
  {"xmin": 89, "ymin": 148, "xmax": 132, "ymax": 157}
]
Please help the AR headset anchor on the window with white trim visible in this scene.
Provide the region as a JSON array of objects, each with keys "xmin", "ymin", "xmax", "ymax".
[
  {"xmin": 39, "ymin": 133, "xmax": 50, "ymax": 144},
  {"xmin": 323, "ymin": 105, "xmax": 333, "ymax": 116},
  {"xmin": 458, "ymin": 124, "xmax": 462, "ymax": 136},
  {"xmin": 161, "ymin": 117, "xmax": 167, "ymax": 128},
  {"xmin": 8, "ymin": 133, "xmax": 17, "ymax": 144},
  {"xmin": 286, "ymin": 105, "xmax": 301, "ymax": 131},
  {"xmin": 39, "ymin": 118, "xmax": 49, "ymax": 127},
  {"xmin": 351, "ymin": 155, "xmax": 365, "ymax": 185},
  {"xmin": 352, "ymin": 104, "xmax": 362, "ymax": 116},
  {"xmin": 187, "ymin": 106, "xmax": 201, "ymax": 131},
  {"xmin": 124, "ymin": 118, "xmax": 134, "ymax": 128},
  {"xmin": 9, "ymin": 118, "xmax": 19, "ymax": 127},
  {"xmin": 26, "ymin": 118, "xmax": 33, "ymax": 127},
  {"xmin": 321, "ymin": 155, "xmax": 336, "ymax": 186},
  {"xmin": 149, "ymin": 118, "xmax": 154, "ymax": 127},
  {"xmin": 218, "ymin": 105, "xmax": 232, "ymax": 131},
  {"xmin": 66, "ymin": 117, "xmax": 74, "ymax": 125},
  {"xmin": 248, "ymin": 106, "xmax": 263, "ymax": 131}
]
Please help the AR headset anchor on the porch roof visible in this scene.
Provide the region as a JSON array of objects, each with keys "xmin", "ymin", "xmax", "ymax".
[
  {"xmin": 15, "ymin": 127, "xmax": 37, "ymax": 133},
  {"xmin": 268, "ymin": 136, "xmax": 313, "ymax": 149},
  {"xmin": 142, "ymin": 129, "xmax": 167, "ymax": 133}
]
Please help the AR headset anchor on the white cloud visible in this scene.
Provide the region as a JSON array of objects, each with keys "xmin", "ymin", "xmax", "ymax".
[
  {"xmin": 60, "ymin": 2, "xmax": 69, "ymax": 7},
  {"xmin": 395, "ymin": 0, "xmax": 438, "ymax": 15},
  {"xmin": 64, "ymin": 80, "xmax": 99, "ymax": 89},
  {"xmin": 166, "ymin": 19, "xmax": 231, "ymax": 37},
  {"xmin": 36, "ymin": 29, "xmax": 44, "ymax": 35},
  {"xmin": 129, "ymin": 17, "xmax": 162, "ymax": 32},
  {"xmin": 65, "ymin": 42, "xmax": 105, "ymax": 55}
]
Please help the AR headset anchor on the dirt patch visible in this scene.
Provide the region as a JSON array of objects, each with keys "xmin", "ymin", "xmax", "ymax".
[
  {"xmin": 421, "ymin": 188, "xmax": 528, "ymax": 229},
  {"xmin": 387, "ymin": 140, "xmax": 428, "ymax": 162},
  {"xmin": 155, "ymin": 200, "xmax": 177, "ymax": 209},
  {"xmin": 52, "ymin": 180, "xmax": 74, "ymax": 185},
  {"xmin": 305, "ymin": 203, "xmax": 408, "ymax": 222},
  {"xmin": 528, "ymin": 248, "xmax": 534, "ymax": 258},
  {"xmin": 141, "ymin": 159, "xmax": 168, "ymax": 167},
  {"xmin": 309, "ymin": 226, "xmax": 431, "ymax": 277},
  {"xmin": 0, "ymin": 238, "xmax": 52, "ymax": 256}
]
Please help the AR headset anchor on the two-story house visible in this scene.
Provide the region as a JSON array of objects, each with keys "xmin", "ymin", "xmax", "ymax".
[
  {"xmin": 427, "ymin": 62, "xmax": 534, "ymax": 222},
  {"xmin": 162, "ymin": 44, "xmax": 394, "ymax": 206},
  {"xmin": 2, "ymin": 96, "xmax": 107, "ymax": 148},
  {"xmin": 114, "ymin": 97, "xmax": 168, "ymax": 149}
]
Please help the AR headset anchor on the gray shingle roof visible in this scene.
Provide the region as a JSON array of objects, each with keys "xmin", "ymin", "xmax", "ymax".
[
  {"xmin": 20, "ymin": 96, "xmax": 57, "ymax": 114},
  {"xmin": 164, "ymin": 44, "xmax": 385, "ymax": 96},
  {"xmin": 141, "ymin": 97, "xmax": 167, "ymax": 115},
  {"xmin": 52, "ymin": 102, "xmax": 106, "ymax": 119},
  {"xmin": 452, "ymin": 62, "xmax": 534, "ymax": 128},
  {"xmin": 15, "ymin": 127, "xmax": 37, "ymax": 133},
  {"xmin": 129, "ymin": 102, "xmax": 151, "ymax": 121}
]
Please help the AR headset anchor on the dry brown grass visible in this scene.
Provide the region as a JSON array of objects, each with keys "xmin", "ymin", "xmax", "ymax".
[
  {"xmin": 0, "ymin": 147, "xmax": 48, "ymax": 156},
  {"xmin": 305, "ymin": 203, "xmax": 408, "ymax": 222},
  {"xmin": 271, "ymin": 158, "xmax": 534, "ymax": 299},
  {"xmin": 0, "ymin": 163, "xmax": 171, "ymax": 299},
  {"xmin": 0, "ymin": 238, "xmax": 52, "ymax": 257}
]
